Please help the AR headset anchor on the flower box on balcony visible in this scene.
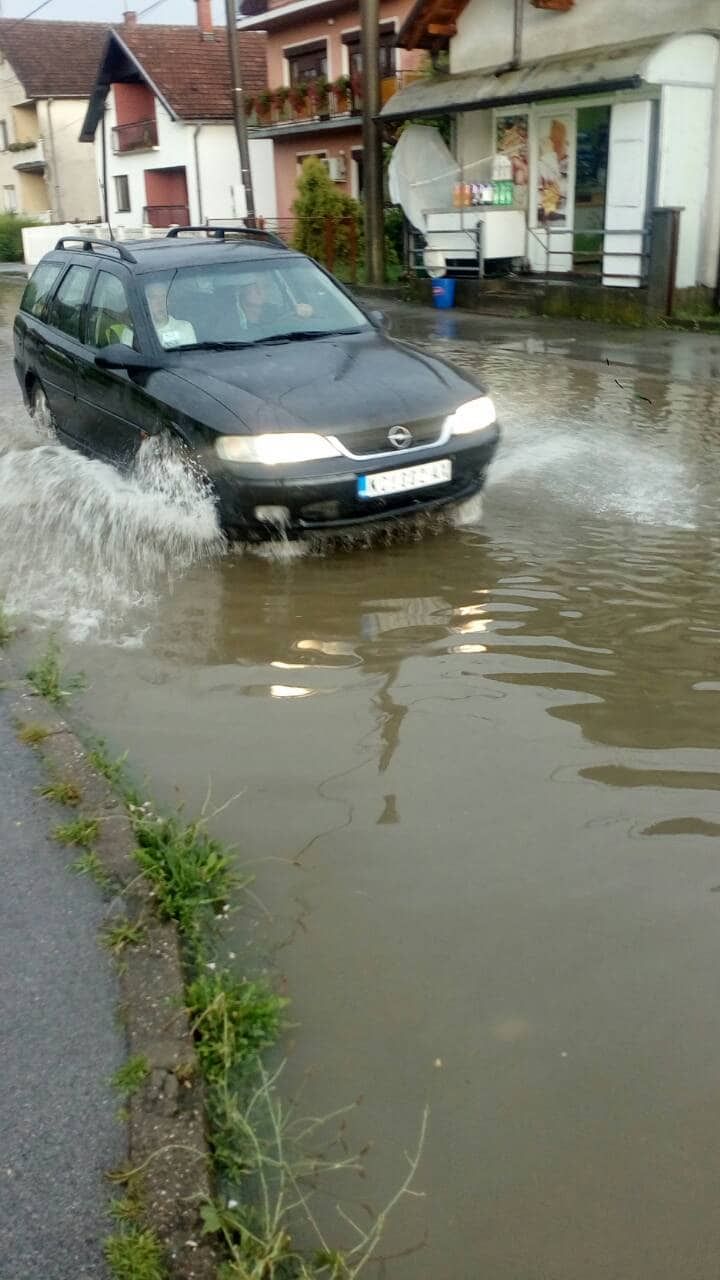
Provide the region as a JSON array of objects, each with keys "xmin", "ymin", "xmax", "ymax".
[{"xmin": 530, "ymin": 0, "xmax": 574, "ymax": 9}]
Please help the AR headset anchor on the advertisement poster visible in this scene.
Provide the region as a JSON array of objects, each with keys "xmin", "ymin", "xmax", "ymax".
[
  {"xmin": 537, "ymin": 114, "xmax": 571, "ymax": 223},
  {"xmin": 495, "ymin": 114, "xmax": 529, "ymax": 207}
]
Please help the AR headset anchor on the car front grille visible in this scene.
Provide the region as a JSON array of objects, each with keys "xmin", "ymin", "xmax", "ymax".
[{"xmin": 337, "ymin": 415, "xmax": 446, "ymax": 458}]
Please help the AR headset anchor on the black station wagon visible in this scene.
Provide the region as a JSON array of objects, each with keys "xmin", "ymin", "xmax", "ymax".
[{"xmin": 14, "ymin": 226, "xmax": 500, "ymax": 537}]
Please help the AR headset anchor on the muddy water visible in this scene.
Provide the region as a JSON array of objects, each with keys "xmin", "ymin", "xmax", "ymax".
[{"xmin": 2, "ymin": 282, "xmax": 720, "ymax": 1278}]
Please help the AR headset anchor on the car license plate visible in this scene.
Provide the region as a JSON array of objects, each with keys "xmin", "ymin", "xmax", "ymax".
[{"xmin": 357, "ymin": 459, "xmax": 452, "ymax": 499}]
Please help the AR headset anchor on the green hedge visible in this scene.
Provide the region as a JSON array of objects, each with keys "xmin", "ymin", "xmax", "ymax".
[{"xmin": 0, "ymin": 213, "xmax": 38, "ymax": 262}]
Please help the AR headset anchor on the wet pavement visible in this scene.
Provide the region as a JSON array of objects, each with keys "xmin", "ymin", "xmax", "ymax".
[
  {"xmin": 0, "ymin": 691, "xmax": 124, "ymax": 1280},
  {"xmin": 1, "ymin": 280, "xmax": 720, "ymax": 1278}
]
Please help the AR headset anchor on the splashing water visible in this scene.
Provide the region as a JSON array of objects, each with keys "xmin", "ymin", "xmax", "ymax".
[{"xmin": 0, "ymin": 427, "xmax": 225, "ymax": 642}]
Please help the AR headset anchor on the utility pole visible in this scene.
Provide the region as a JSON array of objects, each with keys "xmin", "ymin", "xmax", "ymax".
[
  {"xmin": 360, "ymin": 0, "xmax": 385, "ymax": 284},
  {"xmin": 224, "ymin": 0, "xmax": 256, "ymax": 225}
]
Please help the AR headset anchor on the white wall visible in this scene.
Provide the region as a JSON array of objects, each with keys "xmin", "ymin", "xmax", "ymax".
[
  {"xmin": 37, "ymin": 99, "xmax": 99, "ymax": 223},
  {"xmin": 452, "ymin": 0, "xmax": 719, "ymax": 74},
  {"xmin": 196, "ymin": 128, "xmax": 277, "ymax": 222},
  {"xmin": 656, "ymin": 85, "xmax": 714, "ymax": 289},
  {"xmin": 99, "ymin": 90, "xmax": 191, "ymax": 229},
  {"xmin": 98, "ymin": 91, "xmax": 277, "ymax": 228}
]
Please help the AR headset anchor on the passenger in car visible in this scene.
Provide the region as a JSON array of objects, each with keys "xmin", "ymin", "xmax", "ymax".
[{"xmin": 146, "ymin": 280, "xmax": 196, "ymax": 348}]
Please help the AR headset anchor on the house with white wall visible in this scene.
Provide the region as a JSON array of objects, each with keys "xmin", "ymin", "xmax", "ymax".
[
  {"xmin": 384, "ymin": 0, "xmax": 720, "ymax": 292},
  {"xmin": 0, "ymin": 19, "xmax": 106, "ymax": 221},
  {"xmin": 80, "ymin": 1, "xmax": 276, "ymax": 231}
]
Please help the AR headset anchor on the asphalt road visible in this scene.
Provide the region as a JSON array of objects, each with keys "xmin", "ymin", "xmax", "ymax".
[{"xmin": 0, "ymin": 691, "xmax": 125, "ymax": 1280}]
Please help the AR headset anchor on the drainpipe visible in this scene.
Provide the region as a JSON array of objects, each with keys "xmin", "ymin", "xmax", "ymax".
[
  {"xmin": 193, "ymin": 124, "xmax": 204, "ymax": 224},
  {"xmin": 512, "ymin": 0, "xmax": 523, "ymax": 68},
  {"xmin": 45, "ymin": 98, "xmax": 64, "ymax": 222},
  {"xmin": 101, "ymin": 104, "xmax": 113, "ymax": 236}
]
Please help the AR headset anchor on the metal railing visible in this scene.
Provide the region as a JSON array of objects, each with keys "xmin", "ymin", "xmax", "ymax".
[
  {"xmin": 407, "ymin": 223, "xmax": 485, "ymax": 281},
  {"xmin": 143, "ymin": 204, "xmax": 190, "ymax": 228},
  {"xmin": 112, "ymin": 118, "xmax": 159, "ymax": 154},
  {"xmin": 528, "ymin": 223, "xmax": 651, "ymax": 284}
]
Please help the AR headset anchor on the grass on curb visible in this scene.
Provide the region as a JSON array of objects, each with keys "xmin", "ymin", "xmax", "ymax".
[
  {"xmin": 41, "ymin": 778, "xmax": 82, "ymax": 806},
  {"xmin": 112, "ymin": 1055, "xmax": 150, "ymax": 1098},
  {"xmin": 0, "ymin": 602, "xmax": 11, "ymax": 646},
  {"xmin": 103, "ymin": 917, "xmax": 146, "ymax": 955},
  {"xmin": 104, "ymin": 1226, "xmax": 167, "ymax": 1280},
  {"xmin": 128, "ymin": 803, "xmax": 427, "ymax": 1278},
  {"xmin": 133, "ymin": 813, "xmax": 241, "ymax": 938},
  {"xmin": 88, "ymin": 741, "xmax": 134, "ymax": 793},
  {"xmin": 27, "ymin": 638, "xmax": 85, "ymax": 704},
  {"xmin": 17, "ymin": 721, "xmax": 51, "ymax": 745},
  {"xmin": 54, "ymin": 816, "xmax": 99, "ymax": 848},
  {"xmin": 71, "ymin": 849, "xmax": 114, "ymax": 889}
]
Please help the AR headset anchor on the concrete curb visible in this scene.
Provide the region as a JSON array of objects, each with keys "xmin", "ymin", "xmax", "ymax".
[{"xmin": 9, "ymin": 681, "xmax": 220, "ymax": 1280}]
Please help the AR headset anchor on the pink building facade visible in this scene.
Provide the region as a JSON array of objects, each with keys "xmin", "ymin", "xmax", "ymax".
[{"xmin": 238, "ymin": 0, "xmax": 424, "ymax": 223}]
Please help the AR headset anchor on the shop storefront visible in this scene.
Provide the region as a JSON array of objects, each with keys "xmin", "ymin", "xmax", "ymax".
[{"xmin": 383, "ymin": 33, "xmax": 719, "ymax": 290}]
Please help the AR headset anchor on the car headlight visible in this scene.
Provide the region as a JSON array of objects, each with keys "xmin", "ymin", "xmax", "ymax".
[
  {"xmin": 215, "ymin": 433, "xmax": 342, "ymax": 465},
  {"xmin": 446, "ymin": 396, "xmax": 497, "ymax": 436}
]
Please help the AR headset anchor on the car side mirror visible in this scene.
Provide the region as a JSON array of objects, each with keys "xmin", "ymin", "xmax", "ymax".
[
  {"xmin": 95, "ymin": 344, "xmax": 156, "ymax": 371},
  {"xmin": 369, "ymin": 309, "xmax": 386, "ymax": 328}
]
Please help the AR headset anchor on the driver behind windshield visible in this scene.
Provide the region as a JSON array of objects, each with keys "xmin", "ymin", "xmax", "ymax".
[
  {"xmin": 236, "ymin": 273, "xmax": 313, "ymax": 330},
  {"xmin": 146, "ymin": 280, "xmax": 196, "ymax": 349}
]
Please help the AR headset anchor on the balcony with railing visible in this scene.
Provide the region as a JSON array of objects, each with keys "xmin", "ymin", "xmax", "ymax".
[
  {"xmin": 10, "ymin": 137, "xmax": 45, "ymax": 171},
  {"xmin": 143, "ymin": 203, "xmax": 190, "ymax": 228},
  {"xmin": 246, "ymin": 71, "xmax": 422, "ymax": 133},
  {"xmin": 112, "ymin": 118, "xmax": 159, "ymax": 155}
]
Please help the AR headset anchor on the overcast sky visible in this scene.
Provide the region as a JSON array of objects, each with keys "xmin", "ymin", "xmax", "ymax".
[{"xmin": 0, "ymin": 0, "xmax": 227, "ymax": 26}]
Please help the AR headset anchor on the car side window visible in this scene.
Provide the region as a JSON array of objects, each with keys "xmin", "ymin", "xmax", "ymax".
[
  {"xmin": 20, "ymin": 261, "xmax": 63, "ymax": 319},
  {"xmin": 87, "ymin": 271, "xmax": 135, "ymax": 350},
  {"xmin": 47, "ymin": 264, "xmax": 92, "ymax": 341}
]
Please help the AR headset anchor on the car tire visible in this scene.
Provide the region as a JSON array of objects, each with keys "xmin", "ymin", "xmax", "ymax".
[{"xmin": 29, "ymin": 382, "xmax": 56, "ymax": 439}]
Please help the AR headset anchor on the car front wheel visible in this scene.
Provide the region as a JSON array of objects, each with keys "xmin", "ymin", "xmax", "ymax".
[{"xmin": 29, "ymin": 382, "xmax": 56, "ymax": 439}]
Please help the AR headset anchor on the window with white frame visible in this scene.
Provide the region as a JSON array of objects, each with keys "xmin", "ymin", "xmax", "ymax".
[
  {"xmin": 114, "ymin": 174, "xmax": 130, "ymax": 213},
  {"xmin": 296, "ymin": 151, "xmax": 328, "ymax": 175},
  {"xmin": 0, "ymin": 121, "xmax": 8, "ymax": 152},
  {"xmin": 3, "ymin": 185, "xmax": 17, "ymax": 212}
]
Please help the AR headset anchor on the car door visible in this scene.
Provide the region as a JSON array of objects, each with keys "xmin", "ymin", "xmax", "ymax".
[
  {"xmin": 36, "ymin": 262, "xmax": 94, "ymax": 437},
  {"xmin": 75, "ymin": 266, "xmax": 160, "ymax": 465}
]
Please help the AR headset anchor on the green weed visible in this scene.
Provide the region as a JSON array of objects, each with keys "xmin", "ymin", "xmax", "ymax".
[
  {"xmin": 112, "ymin": 1056, "xmax": 150, "ymax": 1098},
  {"xmin": 17, "ymin": 721, "xmax": 50, "ymax": 745},
  {"xmin": 54, "ymin": 816, "xmax": 99, "ymax": 848},
  {"xmin": 133, "ymin": 814, "xmax": 238, "ymax": 937},
  {"xmin": 103, "ymin": 917, "xmax": 146, "ymax": 955},
  {"xmin": 0, "ymin": 602, "xmax": 11, "ymax": 645},
  {"xmin": 186, "ymin": 971, "xmax": 285, "ymax": 1085},
  {"xmin": 27, "ymin": 639, "xmax": 85, "ymax": 703},
  {"xmin": 71, "ymin": 850, "xmax": 113, "ymax": 889},
  {"xmin": 104, "ymin": 1226, "xmax": 167, "ymax": 1280},
  {"xmin": 41, "ymin": 778, "xmax": 82, "ymax": 806},
  {"xmin": 88, "ymin": 741, "xmax": 133, "ymax": 791},
  {"xmin": 109, "ymin": 1181, "xmax": 145, "ymax": 1226}
]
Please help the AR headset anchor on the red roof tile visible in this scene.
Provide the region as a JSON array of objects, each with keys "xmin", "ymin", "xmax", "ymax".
[
  {"xmin": 115, "ymin": 24, "xmax": 268, "ymax": 120},
  {"xmin": 0, "ymin": 19, "xmax": 109, "ymax": 98}
]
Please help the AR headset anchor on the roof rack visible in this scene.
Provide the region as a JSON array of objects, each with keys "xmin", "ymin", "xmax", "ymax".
[
  {"xmin": 54, "ymin": 236, "xmax": 137, "ymax": 264},
  {"xmin": 165, "ymin": 225, "xmax": 287, "ymax": 249}
]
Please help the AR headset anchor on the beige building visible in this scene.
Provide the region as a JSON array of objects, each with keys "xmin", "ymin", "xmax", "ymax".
[{"xmin": 0, "ymin": 19, "xmax": 107, "ymax": 221}]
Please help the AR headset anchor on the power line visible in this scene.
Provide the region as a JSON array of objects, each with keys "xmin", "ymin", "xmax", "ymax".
[
  {"xmin": 1, "ymin": 0, "xmax": 55, "ymax": 31},
  {"xmin": 136, "ymin": 0, "xmax": 170, "ymax": 17}
]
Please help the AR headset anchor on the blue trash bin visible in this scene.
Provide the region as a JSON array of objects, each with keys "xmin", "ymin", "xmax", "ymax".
[{"xmin": 432, "ymin": 277, "xmax": 456, "ymax": 309}]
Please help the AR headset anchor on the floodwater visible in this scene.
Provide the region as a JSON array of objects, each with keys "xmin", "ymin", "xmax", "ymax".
[{"xmin": 2, "ymin": 282, "xmax": 720, "ymax": 1278}]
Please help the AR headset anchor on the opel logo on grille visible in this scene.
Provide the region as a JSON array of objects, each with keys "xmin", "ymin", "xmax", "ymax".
[{"xmin": 388, "ymin": 425, "xmax": 413, "ymax": 450}]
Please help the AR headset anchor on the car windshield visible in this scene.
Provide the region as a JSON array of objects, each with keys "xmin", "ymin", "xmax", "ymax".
[{"xmin": 142, "ymin": 257, "xmax": 370, "ymax": 350}]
